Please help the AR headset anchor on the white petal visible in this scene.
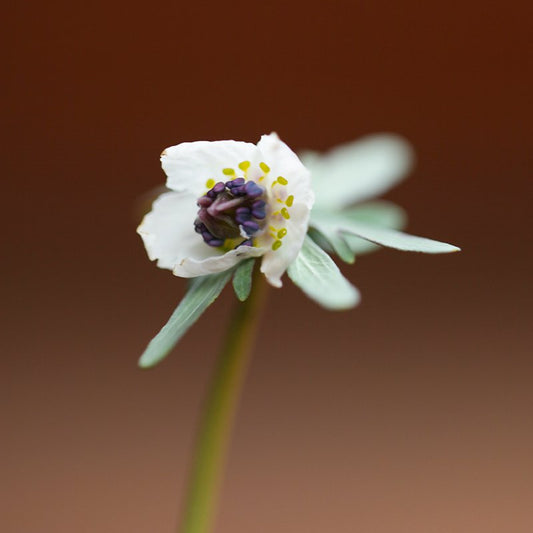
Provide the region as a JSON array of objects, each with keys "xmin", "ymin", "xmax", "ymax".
[
  {"xmin": 260, "ymin": 203, "xmax": 310, "ymax": 287},
  {"xmin": 256, "ymin": 133, "xmax": 315, "ymax": 287},
  {"xmin": 174, "ymin": 245, "xmax": 264, "ymax": 278},
  {"xmin": 162, "ymin": 140, "xmax": 261, "ymax": 196},
  {"xmin": 300, "ymin": 134, "xmax": 414, "ymax": 209},
  {"xmin": 257, "ymin": 133, "xmax": 314, "ymax": 205},
  {"xmin": 137, "ymin": 191, "xmax": 200, "ymax": 270}
]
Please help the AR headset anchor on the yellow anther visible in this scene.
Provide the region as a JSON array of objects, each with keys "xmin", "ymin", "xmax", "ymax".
[
  {"xmin": 222, "ymin": 168, "xmax": 235, "ymax": 176},
  {"xmin": 238, "ymin": 161, "xmax": 251, "ymax": 171},
  {"xmin": 285, "ymin": 195, "xmax": 294, "ymax": 207},
  {"xmin": 272, "ymin": 240, "xmax": 282, "ymax": 251},
  {"xmin": 277, "ymin": 228, "xmax": 287, "ymax": 239},
  {"xmin": 277, "ymin": 176, "xmax": 288, "ymax": 185},
  {"xmin": 281, "ymin": 207, "xmax": 290, "ymax": 220},
  {"xmin": 259, "ymin": 162, "xmax": 270, "ymax": 173},
  {"xmin": 206, "ymin": 178, "xmax": 215, "ymax": 188}
]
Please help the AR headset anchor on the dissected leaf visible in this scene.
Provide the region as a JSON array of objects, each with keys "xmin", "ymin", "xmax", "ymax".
[
  {"xmin": 312, "ymin": 205, "xmax": 459, "ymax": 254},
  {"xmin": 139, "ymin": 270, "xmax": 233, "ymax": 368},
  {"xmin": 232, "ymin": 258, "xmax": 255, "ymax": 301},
  {"xmin": 287, "ymin": 235, "xmax": 360, "ymax": 310}
]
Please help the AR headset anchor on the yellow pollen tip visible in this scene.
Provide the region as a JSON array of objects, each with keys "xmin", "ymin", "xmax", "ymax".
[
  {"xmin": 272, "ymin": 240, "xmax": 282, "ymax": 251},
  {"xmin": 285, "ymin": 195, "xmax": 294, "ymax": 207},
  {"xmin": 277, "ymin": 228, "xmax": 287, "ymax": 239},
  {"xmin": 206, "ymin": 178, "xmax": 215, "ymax": 188},
  {"xmin": 259, "ymin": 162, "xmax": 270, "ymax": 173},
  {"xmin": 277, "ymin": 176, "xmax": 288, "ymax": 185},
  {"xmin": 222, "ymin": 168, "xmax": 235, "ymax": 176},
  {"xmin": 281, "ymin": 207, "xmax": 290, "ymax": 220},
  {"xmin": 238, "ymin": 161, "xmax": 251, "ymax": 171}
]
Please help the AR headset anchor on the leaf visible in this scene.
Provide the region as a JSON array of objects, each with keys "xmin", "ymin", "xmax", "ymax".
[
  {"xmin": 308, "ymin": 227, "xmax": 355, "ymax": 264},
  {"xmin": 287, "ymin": 235, "xmax": 360, "ymax": 310},
  {"xmin": 138, "ymin": 270, "xmax": 233, "ymax": 368},
  {"xmin": 312, "ymin": 208, "xmax": 460, "ymax": 254},
  {"xmin": 232, "ymin": 258, "xmax": 255, "ymax": 301},
  {"xmin": 337, "ymin": 201, "xmax": 407, "ymax": 228},
  {"xmin": 311, "ymin": 201, "xmax": 407, "ymax": 256},
  {"xmin": 300, "ymin": 134, "xmax": 414, "ymax": 209}
]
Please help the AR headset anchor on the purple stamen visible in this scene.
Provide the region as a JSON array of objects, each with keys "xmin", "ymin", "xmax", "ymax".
[
  {"xmin": 252, "ymin": 199, "xmax": 266, "ymax": 209},
  {"xmin": 206, "ymin": 238, "xmax": 224, "ymax": 247},
  {"xmin": 244, "ymin": 181, "xmax": 263, "ymax": 198},
  {"xmin": 195, "ymin": 176, "xmax": 267, "ymax": 248},
  {"xmin": 212, "ymin": 181, "xmax": 225, "ymax": 194},
  {"xmin": 242, "ymin": 220, "xmax": 260, "ymax": 235},
  {"xmin": 194, "ymin": 221, "xmax": 207, "ymax": 234},
  {"xmin": 235, "ymin": 212, "xmax": 252, "ymax": 224},
  {"xmin": 197, "ymin": 196, "xmax": 212, "ymax": 207},
  {"xmin": 226, "ymin": 178, "xmax": 245, "ymax": 188}
]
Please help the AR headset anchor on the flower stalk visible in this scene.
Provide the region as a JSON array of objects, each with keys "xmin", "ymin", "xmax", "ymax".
[{"xmin": 179, "ymin": 266, "xmax": 267, "ymax": 533}]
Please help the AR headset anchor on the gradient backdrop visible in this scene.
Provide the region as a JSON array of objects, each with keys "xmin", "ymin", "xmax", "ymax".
[{"xmin": 4, "ymin": 1, "xmax": 532, "ymax": 532}]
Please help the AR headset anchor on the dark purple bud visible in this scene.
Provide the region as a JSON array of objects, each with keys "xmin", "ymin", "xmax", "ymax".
[
  {"xmin": 252, "ymin": 199, "xmax": 266, "ymax": 209},
  {"xmin": 212, "ymin": 182, "xmax": 226, "ymax": 194},
  {"xmin": 197, "ymin": 196, "xmax": 212, "ymax": 207},
  {"xmin": 244, "ymin": 181, "xmax": 263, "ymax": 198},
  {"xmin": 206, "ymin": 238, "xmax": 225, "ymax": 247},
  {"xmin": 238, "ymin": 239, "xmax": 253, "ymax": 247},
  {"xmin": 226, "ymin": 178, "xmax": 245, "ymax": 188},
  {"xmin": 252, "ymin": 208, "xmax": 266, "ymax": 219},
  {"xmin": 235, "ymin": 213, "xmax": 251, "ymax": 224},
  {"xmin": 242, "ymin": 220, "xmax": 260, "ymax": 235},
  {"xmin": 194, "ymin": 221, "xmax": 207, "ymax": 233}
]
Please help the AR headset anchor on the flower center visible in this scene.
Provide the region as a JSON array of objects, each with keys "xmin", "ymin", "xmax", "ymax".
[{"xmin": 194, "ymin": 178, "xmax": 267, "ymax": 248}]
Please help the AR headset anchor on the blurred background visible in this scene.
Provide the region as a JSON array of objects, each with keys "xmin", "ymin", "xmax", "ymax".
[{"xmin": 4, "ymin": 1, "xmax": 532, "ymax": 532}]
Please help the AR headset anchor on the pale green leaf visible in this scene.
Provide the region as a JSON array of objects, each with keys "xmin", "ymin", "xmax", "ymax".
[
  {"xmin": 287, "ymin": 235, "xmax": 360, "ymax": 310},
  {"xmin": 300, "ymin": 134, "xmax": 414, "ymax": 209},
  {"xmin": 311, "ymin": 201, "xmax": 407, "ymax": 255},
  {"xmin": 308, "ymin": 228, "xmax": 355, "ymax": 264},
  {"xmin": 312, "ymin": 206, "xmax": 459, "ymax": 254},
  {"xmin": 139, "ymin": 270, "xmax": 233, "ymax": 368},
  {"xmin": 232, "ymin": 258, "xmax": 255, "ymax": 301}
]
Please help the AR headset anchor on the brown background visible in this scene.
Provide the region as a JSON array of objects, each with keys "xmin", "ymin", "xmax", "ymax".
[{"xmin": 4, "ymin": 1, "xmax": 532, "ymax": 532}]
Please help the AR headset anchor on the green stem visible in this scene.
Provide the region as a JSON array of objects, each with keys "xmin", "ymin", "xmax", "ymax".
[{"xmin": 179, "ymin": 267, "xmax": 267, "ymax": 533}]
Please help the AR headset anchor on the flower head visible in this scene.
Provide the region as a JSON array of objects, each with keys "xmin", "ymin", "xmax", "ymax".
[
  {"xmin": 137, "ymin": 132, "xmax": 460, "ymax": 368},
  {"xmin": 138, "ymin": 133, "xmax": 314, "ymax": 287}
]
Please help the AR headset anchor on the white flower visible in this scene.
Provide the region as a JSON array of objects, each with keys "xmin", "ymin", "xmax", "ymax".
[
  {"xmin": 138, "ymin": 133, "xmax": 314, "ymax": 288},
  {"xmin": 137, "ymin": 132, "xmax": 461, "ymax": 367}
]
